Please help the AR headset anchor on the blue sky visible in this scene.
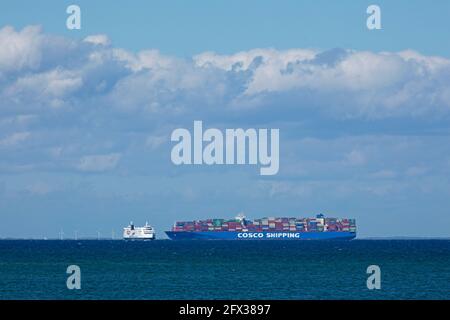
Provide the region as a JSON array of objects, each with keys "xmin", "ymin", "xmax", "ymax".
[
  {"xmin": 2, "ymin": 0, "xmax": 450, "ymax": 57},
  {"xmin": 1, "ymin": 1, "xmax": 450, "ymax": 238}
]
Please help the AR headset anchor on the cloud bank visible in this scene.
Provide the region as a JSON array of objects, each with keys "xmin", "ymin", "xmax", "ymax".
[
  {"xmin": 1, "ymin": 25, "xmax": 449, "ymax": 174},
  {"xmin": 1, "ymin": 25, "xmax": 450, "ymax": 120}
]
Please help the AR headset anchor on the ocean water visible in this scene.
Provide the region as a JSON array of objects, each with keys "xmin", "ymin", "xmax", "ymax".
[{"xmin": 0, "ymin": 240, "xmax": 448, "ymax": 300}]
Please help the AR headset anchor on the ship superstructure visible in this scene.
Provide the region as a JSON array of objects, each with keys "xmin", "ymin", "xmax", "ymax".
[{"xmin": 123, "ymin": 221, "xmax": 155, "ymax": 240}]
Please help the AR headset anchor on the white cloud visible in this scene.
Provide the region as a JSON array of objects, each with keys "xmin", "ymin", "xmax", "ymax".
[
  {"xmin": 194, "ymin": 48, "xmax": 316, "ymax": 71},
  {"xmin": 76, "ymin": 153, "xmax": 121, "ymax": 172},
  {"xmin": 83, "ymin": 34, "xmax": 110, "ymax": 46},
  {"xmin": 370, "ymin": 169, "xmax": 397, "ymax": 179},
  {"xmin": 2, "ymin": 69, "xmax": 83, "ymax": 111},
  {"xmin": 196, "ymin": 48, "xmax": 450, "ymax": 117},
  {"xmin": 27, "ymin": 182, "xmax": 52, "ymax": 195},
  {"xmin": 345, "ymin": 150, "xmax": 366, "ymax": 166},
  {"xmin": 6, "ymin": 69, "xmax": 82, "ymax": 100},
  {"xmin": 0, "ymin": 131, "xmax": 30, "ymax": 147},
  {"xmin": 259, "ymin": 180, "xmax": 313, "ymax": 198},
  {"xmin": 0, "ymin": 115, "xmax": 37, "ymax": 127},
  {"xmin": 406, "ymin": 166, "xmax": 428, "ymax": 177},
  {"xmin": 145, "ymin": 135, "xmax": 166, "ymax": 149},
  {"xmin": 0, "ymin": 25, "xmax": 43, "ymax": 73}
]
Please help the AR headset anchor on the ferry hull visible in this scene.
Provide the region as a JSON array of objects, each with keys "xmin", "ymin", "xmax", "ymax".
[
  {"xmin": 165, "ymin": 231, "xmax": 356, "ymax": 240},
  {"xmin": 123, "ymin": 236, "xmax": 155, "ymax": 241}
]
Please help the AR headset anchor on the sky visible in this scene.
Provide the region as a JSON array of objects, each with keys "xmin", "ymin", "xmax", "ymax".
[{"xmin": 0, "ymin": 1, "xmax": 450, "ymax": 238}]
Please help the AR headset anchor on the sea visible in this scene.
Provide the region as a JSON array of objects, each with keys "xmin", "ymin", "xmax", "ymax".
[{"xmin": 0, "ymin": 240, "xmax": 448, "ymax": 300}]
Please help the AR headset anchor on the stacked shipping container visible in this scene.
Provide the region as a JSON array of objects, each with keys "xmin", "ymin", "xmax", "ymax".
[{"xmin": 172, "ymin": 215, "xmax": 356, "ymax": 233}]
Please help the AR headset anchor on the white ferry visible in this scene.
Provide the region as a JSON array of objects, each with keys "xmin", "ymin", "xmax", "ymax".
[{"xmin": 123, "ymin": 221, "xmax": 155, "ymax": 240}]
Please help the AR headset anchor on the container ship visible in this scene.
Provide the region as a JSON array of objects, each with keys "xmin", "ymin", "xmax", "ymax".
[
  {"xmin": 123, "ymin": 221, "xmax": 156, "ymax": 240},
  {"xmin": 165, "ymin": 214, "xmax": 356, "ymax": 240}
]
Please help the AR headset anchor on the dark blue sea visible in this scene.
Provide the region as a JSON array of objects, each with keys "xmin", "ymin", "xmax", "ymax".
[{"xmin": 0, "ymin": 240, "xmax": 449, "ymax": 300}]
